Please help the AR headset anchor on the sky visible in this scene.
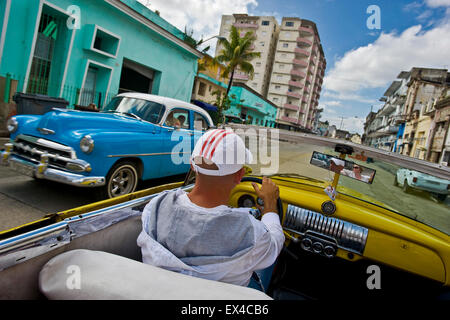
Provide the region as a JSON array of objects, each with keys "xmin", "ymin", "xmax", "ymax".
[{"xmin": 137, "ymin": 0, "xmax": 450, "ymax": 134}]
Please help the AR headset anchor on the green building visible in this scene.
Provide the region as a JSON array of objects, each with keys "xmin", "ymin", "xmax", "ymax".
[
  {"xmin": 0, "ymin": 0, "xmax": 202, "ymax": 108},
  {"xmin": 227, "ymin": 83, "xmax": 277, "ymax": 127}
]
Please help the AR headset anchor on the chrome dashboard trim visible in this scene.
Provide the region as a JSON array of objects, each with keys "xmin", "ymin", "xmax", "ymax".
[{"xmin": 284, "ymin": 204, "xmax": 369, "ymax": 255}]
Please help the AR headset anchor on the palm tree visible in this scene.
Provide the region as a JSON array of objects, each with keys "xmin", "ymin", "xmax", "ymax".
[{"xmin": 215, "ymin": 26, "xmax": 261, "ymax": 96}]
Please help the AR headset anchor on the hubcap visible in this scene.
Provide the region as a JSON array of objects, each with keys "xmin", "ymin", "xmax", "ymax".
[{"xmin": 109, "ymin": 166, "xmax": 136, "ymax": 197}]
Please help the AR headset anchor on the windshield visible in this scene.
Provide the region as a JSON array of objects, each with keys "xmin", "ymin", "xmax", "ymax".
[
  {"xmin": 242, "ymin": 136, "xmax": 450, "ymax": 236},
  {"xmin": 102, "ymin": 97, "xmax": 166, "ymax": 124}
]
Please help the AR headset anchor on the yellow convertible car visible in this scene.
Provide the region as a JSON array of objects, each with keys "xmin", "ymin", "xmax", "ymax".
[{"xmin": 0, "ymin": 127, "xmax": 449, "ymax": 300}]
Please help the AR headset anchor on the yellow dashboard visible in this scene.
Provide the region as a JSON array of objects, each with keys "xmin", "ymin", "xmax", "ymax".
[{"xmin": 229, "ymin": 176, "xmax": 450, "ymax": 286}]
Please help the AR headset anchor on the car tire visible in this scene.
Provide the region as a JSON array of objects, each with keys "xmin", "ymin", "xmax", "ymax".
[
  {"xmin": 402, "ymin": 180, "xmax": 412, "ymax": 194},
  {"xmin": 96, "ymin": 161, "xmax": 139, "ymax": 199},
  {"xmin": 436, "ymin": 194, "xmax": 447, "ymax": 202}
]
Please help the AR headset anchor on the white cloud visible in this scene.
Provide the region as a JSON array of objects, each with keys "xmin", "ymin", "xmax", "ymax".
[
  {"xmin": 137, "ymin": 0, "xmax": 258, "ymax": 53},
  {"xmin": 322, "ymin": 90, "xmax": 378, "ymax": 104},
  {"xmin": 425, "ymin": 0, "xmax": 450, "ymax": 8},
  {"xmin": 403, "ymin": 1, "xmax": 424, "ymax": 11},
  {"xmin": 323, "ymin": 20, "xmax": 450, "ymax": 99},
  {"xmin": 325, "ymin": 100, "xmax": 342, "ymax": 106},
  {"xmin": 322, "ymin": 116, "xmax": 366, "ymax": 134}
]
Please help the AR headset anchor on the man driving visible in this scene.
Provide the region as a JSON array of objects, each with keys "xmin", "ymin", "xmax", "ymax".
[{"xmin": 137, "ymin": 129, "xmax": 285, "ymax": 291}]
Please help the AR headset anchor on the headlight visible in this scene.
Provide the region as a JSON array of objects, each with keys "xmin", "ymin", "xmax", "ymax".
[
  {"xmin": 80, "ymin": 135, "xmax": 94, "ymax": 154},
  {"xmin": 7, "ymin": 117, "xmax": 18, "ymax": 133}
]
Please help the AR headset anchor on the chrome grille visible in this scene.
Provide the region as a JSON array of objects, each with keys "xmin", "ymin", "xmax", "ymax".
[
  {"xmin": 12, "ymin": 135, "xmax": 75, "ymax": 168},
  {"xmin": 283, "ymin": 204, "xmax": 368, "ymax": 255}
]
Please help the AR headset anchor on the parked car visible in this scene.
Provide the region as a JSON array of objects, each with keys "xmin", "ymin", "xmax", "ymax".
[
  {"xmin": 395, "ymin": 168, "xmax": 449, "ymax": 201},
  {"xmin": 1, "ymin": 93, "xmax": 214, "ymax": 198}
]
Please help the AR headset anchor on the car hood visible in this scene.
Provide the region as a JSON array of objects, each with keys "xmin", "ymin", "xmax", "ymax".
[{"xmin": 34, "ymin": 108, "xmax": 155, "ymax": 134}]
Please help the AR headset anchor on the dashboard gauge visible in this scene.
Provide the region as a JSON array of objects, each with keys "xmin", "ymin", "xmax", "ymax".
[
  {"xmin": 238, "ymin": 195, "xmax": 256, "ymax": 208},
  {"xmin": 321, "ymin": 201, "xmax": 336, "ymax": 215}
]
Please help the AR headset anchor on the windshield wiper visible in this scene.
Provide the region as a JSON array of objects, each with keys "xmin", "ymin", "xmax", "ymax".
[
  {"xmin": 101, "ymin": 111, "xmax": 142, "ymax": 121},
  {"xmin": 268, "ymin": 173, "xmax": 324, "ymax": 183}
]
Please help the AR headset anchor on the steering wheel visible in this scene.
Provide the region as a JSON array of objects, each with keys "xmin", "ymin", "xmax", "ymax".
[{"xmin": 240, "ymin": 177, "xmax": 284, "ymax": 218}]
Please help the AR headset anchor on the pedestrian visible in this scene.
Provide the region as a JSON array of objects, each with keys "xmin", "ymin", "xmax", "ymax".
[{"xmin": 137, "ymin": 128, "xmax": 285, "ymax": 292}]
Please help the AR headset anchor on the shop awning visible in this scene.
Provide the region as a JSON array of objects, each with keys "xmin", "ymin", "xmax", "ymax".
[{"xmin": 192, "ymin": 100, "xmax": 218, "ymax": 112}]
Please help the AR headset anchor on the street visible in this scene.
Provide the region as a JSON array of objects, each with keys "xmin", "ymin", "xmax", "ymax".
[
  {"xmin": 0, "ymin": 137, "xmax": 185, "ymax": 231},
  {"xmin": 1, "ymin": 137, "xmax": 448, "ymax": 235}
]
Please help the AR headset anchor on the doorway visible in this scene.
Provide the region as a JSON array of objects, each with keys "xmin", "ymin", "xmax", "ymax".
[{"xmin": 119, "ymin": 59, "xmax": 155, "ymax": 94}]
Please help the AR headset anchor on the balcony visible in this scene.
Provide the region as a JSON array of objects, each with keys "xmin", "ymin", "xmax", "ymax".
[
  {"xmin": 298, "ymin": 26, "xmax": 314, "ymax": 35},
  {"xmin": 233, "ymin": 22, "xmax": 258, "ymax": 29},
  {"xmin": 290, "ymin": 69, "xmax": 306, "ymax": 78},
  {"xmin": 294, "ymin": 47, "xmax": 310, "ymax": 57},
  {"xmin": 281, "ymin": 116, "xmax": 298, "ymax": 124},
  {"xmin": 292, "ymin": 58, "xmax": 308, "ymax": 68},
  {"xmin": 393, "ymin": 114, "xmax": 407, "ymax": 124},
  {"xmin": 297, "ymin": 37, "xmax": 312, "ymax": 47},
  {"xmin": 284, "ymin": 103, "xmax": 300, "ymax": 111},
  {"xmin": 306, "ymin": 75, "xmax": 313, "ymax": 83},
  {"xmin": 286, "ymin": 91, "xmax": 301, "ymax": 99},
  {"xmin": 288, "ymin": 80, "xmax": 303, "ymax": 89}
]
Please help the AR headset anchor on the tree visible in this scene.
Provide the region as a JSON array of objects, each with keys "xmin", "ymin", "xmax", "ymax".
[
  {"xmin": 215, "ymin": 26, "xmax": 261, "ymax": 96},
  {"xmin": 182, "ymin": 27, "xmax": 211, "ymax": 54},
  {"xmin": 210, "ymin": 90, "xmax": 245, "ymax": 125},
  {"xmin": 210, "ymin": 90, "xmax": 233, "ymax": 125}
]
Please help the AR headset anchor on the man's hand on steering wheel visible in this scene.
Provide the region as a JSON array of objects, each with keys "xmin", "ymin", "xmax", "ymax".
[{"xmin": 251, "ymin": 177, "xmax": 280, "ymax": 215}]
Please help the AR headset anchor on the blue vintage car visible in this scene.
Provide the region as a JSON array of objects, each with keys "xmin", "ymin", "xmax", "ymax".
[
  {"xmin": 1, "ymin": 93, "xmax": 214, "ymax": 198},
  {"xmin": 395, "ymin": 168, "xmax": 449, "ymax": 201}
]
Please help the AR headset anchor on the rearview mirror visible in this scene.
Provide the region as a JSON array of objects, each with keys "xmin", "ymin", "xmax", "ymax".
[{"xmin": 310, "ymin": 151, "xmax": 376, "ymax": 184}]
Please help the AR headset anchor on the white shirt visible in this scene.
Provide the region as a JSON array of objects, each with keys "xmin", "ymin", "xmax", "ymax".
[{"xmin": 137, "ymin": 189, "xmax": 285, "ymax": 287}]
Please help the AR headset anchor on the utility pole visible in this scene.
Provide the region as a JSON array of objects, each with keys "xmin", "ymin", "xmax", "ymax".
[{"xmin": 339, "ymin": 116, "xmax": 344, "ymax": 130}]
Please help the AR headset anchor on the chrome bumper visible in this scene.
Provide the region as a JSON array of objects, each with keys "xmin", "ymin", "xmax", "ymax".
[{"xmin": 1, "ymin": 143, "xmax": 105, "ymax": 187}]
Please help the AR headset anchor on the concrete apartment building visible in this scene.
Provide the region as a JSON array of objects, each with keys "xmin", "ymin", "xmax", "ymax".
[
  {"xmin": 266, "ymin": 17, "xmax": 326, "ymax": 131},
  {"xmin": 363, "ymin": 67, "xmax": 450, "ymax": 164},
  {"xmin": 215, "ymin": 14, "xmax": 280, "ymax": 97},
  {"xmin": 399, "ymin": 68, "xmax": 449, "ymax": 160},
  {"xmin": 364, "ymin": 75, "xmax": 409, "ymax": 152}
]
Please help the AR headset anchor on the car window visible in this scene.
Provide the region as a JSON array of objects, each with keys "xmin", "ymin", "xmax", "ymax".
[
  {"xmin": 165, "ymin": 109, "xmax": 190, "ymax": 129},
  {"xmin": 194, "ymin": 112, "xmax": 209, "ymax": 131},
  {"xmin": 102, "ymin": 97, "xmax": 165, "ymax": 124}
]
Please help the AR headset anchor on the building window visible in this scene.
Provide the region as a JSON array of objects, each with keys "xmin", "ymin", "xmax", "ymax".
[
  {"xmin": 285, "ymin": 21, "xmax": 294, "ymax": 27},
  {"xmin": 198, "ymin": 82, "xmax": 206, "ymax": 96},
  {"xmin": 252, "ymin": 82, "xmax": 258, "ymax": 87},
  {"xmin": 259, "ymin": 41, "xmax": 265, "ymax": 47},
  {"xmin": 254, "ymin": 73, "xmax": 260, "ymax": 78},
  {"xmin": 281, "ymin": 53, "xmax": 287, "ymax": 58},
  {"xmin": 262, "ymin": 20, "xmax": 270, "ymax": 26},
  {"xmin": 277, "ymin": 75, "xmax": 282, "ymax": 79},
  {"xmin": 282, "ymin": 43, "xmax": 289, "ymax": 48},
  {"xmin": 275, "ymin": 85, "xmax": 281, "ymax": 90},
  {"xmin": 279, "ymin": 64, "xmax": 284, "ymax": 69},
  {"xmin": 262, "ymin": 31, "xmax": 267, "ymax": 36},
  {"xmin": 256, "ymin": 62, "xmax": 262, "ymax": 67},
  {"xmin": 273, "ymin": 97, "xmax": 279, "ymax": 102}
]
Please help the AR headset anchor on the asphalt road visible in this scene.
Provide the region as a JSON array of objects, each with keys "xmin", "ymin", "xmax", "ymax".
[
  {"xmin": 1, "ymin": 138, "xmax": 449, "ymax": 235},
  {"xmin": 0, "ymin": 137, "xmax": 185, "ymax": 231},
  {"xmin": 244, "ymin": 138, "xmax": 450, "ymax": 235}
]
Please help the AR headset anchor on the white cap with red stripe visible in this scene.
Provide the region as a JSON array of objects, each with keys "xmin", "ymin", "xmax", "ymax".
[{"xmin": 191, "ymin": 129, "xmax": 253, "ymax": 176}]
